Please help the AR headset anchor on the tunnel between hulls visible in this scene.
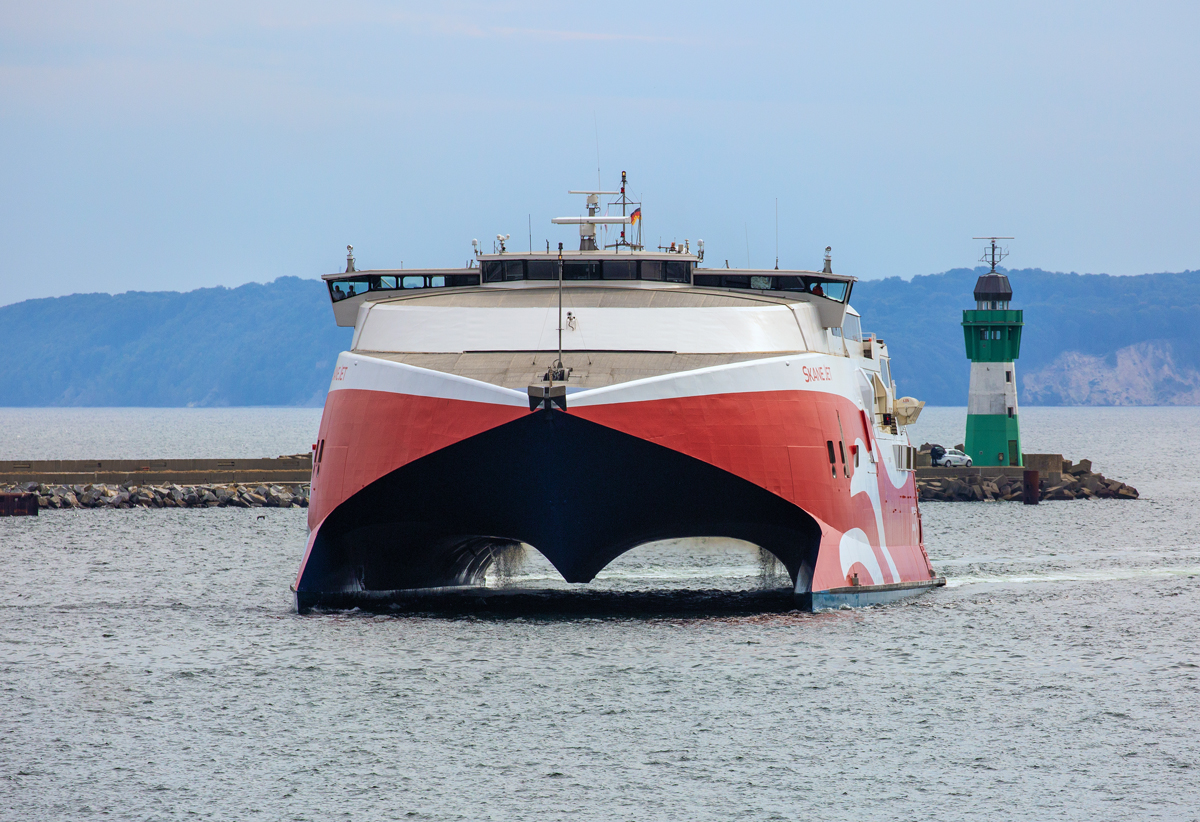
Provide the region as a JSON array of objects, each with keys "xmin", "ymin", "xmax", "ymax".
[{"xmin": 296, "ymin": 410, "xmax": 823, "ymax": 610}]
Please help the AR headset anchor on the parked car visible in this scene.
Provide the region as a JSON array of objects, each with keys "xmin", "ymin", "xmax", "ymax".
[{"xmin": 935, "ymin": 447, "xmax": 972, "ymax": 467}]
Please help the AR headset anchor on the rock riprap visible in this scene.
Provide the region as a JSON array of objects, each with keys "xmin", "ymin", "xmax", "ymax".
[
  {"xmin": 915, "ymin": 457, "xmax": 1138, "ymax": 503},
  {"xmin": 0, "ymin": 482, "xmax": 310, "ymax": 510}
]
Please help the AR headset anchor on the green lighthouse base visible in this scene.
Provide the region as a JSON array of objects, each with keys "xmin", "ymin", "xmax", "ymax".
[{"xmin": 965, "ymin": 413, "xmax": 1022, "ymax": 467}]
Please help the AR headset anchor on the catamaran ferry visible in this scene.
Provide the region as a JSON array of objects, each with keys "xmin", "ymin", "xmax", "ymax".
[{"xmin": 293, "ymin": 174, "xmax": 942, "ymax": 611}]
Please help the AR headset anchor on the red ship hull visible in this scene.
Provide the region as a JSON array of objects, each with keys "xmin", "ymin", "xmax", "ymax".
[{"xmin": 294, "ymin": 354, "xmax": 940, "ymax": 611}]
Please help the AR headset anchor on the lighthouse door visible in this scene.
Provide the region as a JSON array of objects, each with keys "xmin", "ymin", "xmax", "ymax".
[{"xmin": 1008, "ymin": 439, "xmax": 1019, "ymax": 466}]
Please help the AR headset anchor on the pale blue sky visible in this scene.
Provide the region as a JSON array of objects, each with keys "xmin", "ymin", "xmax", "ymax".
[{"xmin": 2, "ymin": 1, "xmax": 1197, "ymax": 305}]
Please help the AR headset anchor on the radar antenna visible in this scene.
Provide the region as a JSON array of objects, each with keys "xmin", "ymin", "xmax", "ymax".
[
  {"xmin": 973, "ymin": 237, "xmax": 1014, "ymax": 273},
  {"xmin": 553, "ymin": 171, "xmax": 642, "ymax": 251}
]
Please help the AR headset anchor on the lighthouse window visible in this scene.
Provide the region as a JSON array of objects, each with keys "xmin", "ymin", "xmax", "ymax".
[
  {"xmin": 1007, "ymin": 407, "xmax": 1014, "ymax": 418},
  {"xmin": 1005, "ymin": 370, "xmax": 1012, "ymax": 382}
]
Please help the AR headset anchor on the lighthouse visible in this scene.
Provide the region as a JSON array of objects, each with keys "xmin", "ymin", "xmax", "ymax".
[{"xmin": 963, "ymin": 238, "xmax": 1024, "ymax": 467}]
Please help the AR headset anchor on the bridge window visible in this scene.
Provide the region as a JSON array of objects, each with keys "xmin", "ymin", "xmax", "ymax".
[
  {"xmin": 527, "ymin": 260, "xmax": 557, "ymax": 280},
  {"xmin": 328, "ymin": 273, "xmax": 480, "ymax": 302},
  {"xmin": 481, "ymin": 258, "xmax": 692, "ymax": 283},
  {"xmin": 329, "ymin": 276, "xmax": 372, "ymax": 301},
  {"xmin": 842, "ymin": 314, "xmax": 863, "ymax": 343},
  {"xmin": 604, "ymin": 260, "xmax": 637, "ymax": 279},
  {"xmin": 665, "ymin": 261, "xmax": 691, "ymax": 283},
  {"xmin": 692, "ymin": 273, "xmax": 849, "ymax": 301},
  {"xmin": 482, "ymin": 260, "xmax": 527, "ymax": 281},
  {"xmin": 563, "ymin": 261, "xmax": 599, "ymax": 280}
]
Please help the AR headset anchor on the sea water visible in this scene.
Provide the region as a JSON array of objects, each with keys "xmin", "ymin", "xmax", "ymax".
[{"xmin": 1, "ymin": 407, "xmax": 1198, "ymax": 820}]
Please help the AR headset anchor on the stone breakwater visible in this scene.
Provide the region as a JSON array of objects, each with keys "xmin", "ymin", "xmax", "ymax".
[
  {"xmin": 0, "ymin": 482, "xmax": 310, "ymax": 510},
  {"xmin": 916, "ymin": 458, "xmax": 1139, "ymax": 503}
]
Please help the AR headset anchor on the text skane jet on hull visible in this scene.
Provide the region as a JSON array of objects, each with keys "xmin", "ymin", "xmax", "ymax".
[{"xmin": 294, "ymin": 174, "xmax": 943, "ymax": 611}]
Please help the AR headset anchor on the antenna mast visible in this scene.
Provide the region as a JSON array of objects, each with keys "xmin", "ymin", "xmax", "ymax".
[
  {"xmin": 605, "ymin": 171, "xmax": 642, "ymax": 250},
  {"xmin": 973, "ymin": 237, "xmax": 1014, "ymax": 273}
]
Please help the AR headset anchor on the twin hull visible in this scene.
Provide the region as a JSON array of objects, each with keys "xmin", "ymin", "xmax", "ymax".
[{"xmin": 294, "ymin": 349, "xmax": 939, "ymax": 611}]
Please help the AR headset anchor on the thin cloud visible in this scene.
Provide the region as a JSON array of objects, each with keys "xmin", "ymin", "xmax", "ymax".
[{"xmin": 487, "ymin": 26, "xmax": 674, "ymax": 44}]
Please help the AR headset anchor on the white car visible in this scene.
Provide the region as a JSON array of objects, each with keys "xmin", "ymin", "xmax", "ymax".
[{"xmin": 935, "ymin": 448, "xmax": 972, "ymax": 468}]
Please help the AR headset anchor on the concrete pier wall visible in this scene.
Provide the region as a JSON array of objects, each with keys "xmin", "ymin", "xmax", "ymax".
[{"xmin": 0, "ymin": 456, "xmax": 312, "ymax": 487}]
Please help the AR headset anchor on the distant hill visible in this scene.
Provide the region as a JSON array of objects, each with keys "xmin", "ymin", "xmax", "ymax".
[
  {"xmin": 0, "ymin": 277, "xmax": 351, "ymax": 407},
  {"xmin": 0, "ymin": 269, "xmax": 1197, "ymax": 407},
  {"xmin": 852, "ymin": 268, "xmax": 1200, "ymax": 406}
]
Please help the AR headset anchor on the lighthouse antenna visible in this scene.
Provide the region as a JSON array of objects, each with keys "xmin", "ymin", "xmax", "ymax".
[{"xmin": 973, "ymin": 236, "xmax": 1015, "ymax": 273}]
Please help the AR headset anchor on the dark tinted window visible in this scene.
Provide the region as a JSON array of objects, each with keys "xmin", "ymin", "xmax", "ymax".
[
  {"xmin": 665, "ymin": 261, "xmax": 691, "ymax": 283},
  {"xmin": 503, "ymin": 260, "xmax": 525, "ymax": 281},
  {"xmin": 604, "ymin": 260, "xmax": 637, "ymax": 279},
  {"xmin": 527, "ymin": 260, "xmax": 558, "ymax": 280},
  {"xmin": 563, "ymin": 261, "xmax": 600, "ymax": 280},
  {"xmin": 483, "ymin": 261, "xmax": 504, "ymax": 282},
  {"xmin": 640, "ymin": 261, "xmax": 664, "ymax": 280},
  {"xmin": 330, "ymin": 273, "xmax": 480, "ymax": 300}
]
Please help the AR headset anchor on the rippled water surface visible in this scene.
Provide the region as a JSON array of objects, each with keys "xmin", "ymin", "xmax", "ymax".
[{"xmin": 2, "ymin": 407, "xmax": 1199, "ymax": 821}]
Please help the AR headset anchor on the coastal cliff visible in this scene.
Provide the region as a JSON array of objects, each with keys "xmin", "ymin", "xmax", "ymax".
[{"xmin": 1021, "ymin": 341, "xmax": 1200, "ymax": 406}]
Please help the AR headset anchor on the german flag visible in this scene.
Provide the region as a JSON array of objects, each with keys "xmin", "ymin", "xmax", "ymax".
[{"xmin": 630, "ymin": 207, "xmax": 641, "ymax": 225}]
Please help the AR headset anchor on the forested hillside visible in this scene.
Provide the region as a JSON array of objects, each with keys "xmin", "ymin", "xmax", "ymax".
[{"xmin": 0, "ymin": 277, "xmax": 351, "ymax": 406}]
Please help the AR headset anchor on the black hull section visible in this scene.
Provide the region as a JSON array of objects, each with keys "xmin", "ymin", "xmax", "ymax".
[{"xmin": 295, "ymin": 411, "xmax": 823, "ymax": 612}]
